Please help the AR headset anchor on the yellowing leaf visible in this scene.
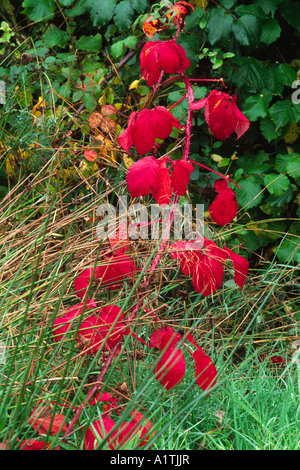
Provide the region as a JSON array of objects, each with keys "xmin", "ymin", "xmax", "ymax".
[
  {"xmin": 284, "ymin": 123, "xmax": 300, "ymax": 144},
  {"xmin": 123, "ymin": 154, "xmax": 134, "ymax": 168},
  {"xmin": 32, "ymin": 97, "xmax": 46, "ymax": 117},
  {"xmin": 129, "ymin": 79, "xmax": 141, "ymax": 90},
  {"xmin": 210, "ymin": 153, "xmax": 223, "ymax": 163}
]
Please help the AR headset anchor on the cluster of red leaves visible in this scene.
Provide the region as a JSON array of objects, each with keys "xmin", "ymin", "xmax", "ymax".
[
  {"xmin": 191, "ymin": 90, "xmax": 250, "ymax": 141},
  {"xmin": 117, "ymin": 106, "xmax": 183, "ymax": 156},
  {"xmin": 150, "ymin": 327, "xmax": 217, "ymax": 392},
  {"xmin": 53, "ymin": 301, "xmax": 127, "ymax": 356},
  {"xmin": 169, "ymin": 237, "xmax": 249, "ymax": 296},
  {"xmin": 140, "ymin": 39, "xmax": 190, "ymax": 87},
  {"xmin": 126, "ymin": 156, "xmax": 194, "ymax": 205}
]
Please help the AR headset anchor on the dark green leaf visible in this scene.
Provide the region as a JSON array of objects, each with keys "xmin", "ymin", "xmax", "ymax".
[
  {"xmin": 269, "ymin": 100, "xmax": 298, "ymax": 130},
  {"xmin": 260, "ymin": 19, "xmax": 281, "ymax": 45},
  {"xmin": 264, "ymin": 173, "xmax": 290, "ymax": 195},
  {"xmin": 235, "ymin": 177, "xmax": 264, "ymax": 209},
  {"xmin": 114, "ymin": 1, "xmax": 134, "ymax": 31},
  {"xmin": 90, "ymin": 0, "xmax": 117, "ymax": 27},
  {"xmin": 22, "ymin": 0, "xmax": 55, "ymax": 22},
  {"xmin": 232, "ymin": 15, "xmax": 261, "ymax": 47},
  {"xmin": 131, "ymin": 0, "xmax": 147, "ymax": 13},
  {"xmin": 206, "ymin": 8, "xmax": 233, "ymax": 46}
]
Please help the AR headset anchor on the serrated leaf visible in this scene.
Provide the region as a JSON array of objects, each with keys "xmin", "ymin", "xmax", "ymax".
[
  {"xmin": 232, "ymin": 14, "xmax": 261, "ymax": 47},
  {"xmin": 260, "ymin": 116, "xmax": 282, "ymax": 142},
  {"xmin": 242, "ymin": 95, "xmax": 269, "ymax": 121},
  {"xmin": 114, "ymin": 0, "xmax": 134, "ymax": 31},
  {"xmin": 269, "ymin": 100, "xmax": 298, "ymax": 130},
  {"xmin": 42, "ymin": 27, "xmax": 69, "ymax": 48},
  {"xmin": 259, "ymin": 0, "xmax": 283, "ymax": 16},
  {"xmin": 131, "ymin": 0, "xmax": 147, "ymax": 13},
  {"xmin": 206, "ymin": 8, "xmax": 233, "ymax": 46},
  {"xmin": 286, "ymin": 155, "xmax": 300, "ymax": 180},
  {"xmin": 22, "ymin": 0, "xmax": 55, "ymax": 22},
  {"xmin": 264, "ymin": 173, "xmax": 290, "ymax": 195},
  {"xmin": 75, "ymin": 34, "xmax": 102, "ymax": 52},
  {"xmin": 260, "ymin": 19, "xmax": 281, "ymax": 45},
  {"xmin": 235, "ymin": 177, "xmax": 264, "ymax": 209},
  {"xmin": 90, "ymin": 0, "xmax": 117, "ymax": 27},
  {"xmin": 230, "ymin": 57, "xmax": 266, "ymax": 92}
]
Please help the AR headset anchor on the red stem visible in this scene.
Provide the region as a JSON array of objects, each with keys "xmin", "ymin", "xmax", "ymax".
[{"xmin": 189, "ymin": 159, "xmax": 241, "ymax": 188}]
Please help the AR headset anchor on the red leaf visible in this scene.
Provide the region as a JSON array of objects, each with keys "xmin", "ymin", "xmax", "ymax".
[
  {"xmin": 19, "ymin": 439, "xmax": 50, "ymax": 450},
  {"xmin": 74, "ymin": 255, "xmax": 137, "ymax": 298},
  {"xmin": 140, "ymin": 41, "xmax": 161, "ymax": 87},
  {"xmin": 126, "ymin": 156, "xmax": 159, "ymax": 198},
  {"xmin": 223, "ymin": 248, "xmax": 249, "ymax": 288},
  {"xmin": 209, "ymin": 187, "xmax": 238, "ymax": 226},
  {"xmin": 77, "ymin": 315, "xmax": 103, "ymax": 355},
  {"xmin": 192, "ymin": 251, "xmax": 224, "ymax": 296},
  {"xmin": 154, "ymin": 347, "xmax": 185, "ymax": 390},
  {"xmin": 98, "ymin": 305, "xmax": 126, "ymax": 350},
  {"xmin": 258, "ymin": 354, "xmax": 285, "ymax": 364},
  {"xmin": 193, "ymin": 348, "xmax": 217, "ymax": 393},
  {"xmin": 171, "ymin": 159, "xmax": 194, "ymax": 196},
  {"xmin": 157, "ymin": 41, "xmax": 191, "ymax": 75},
  {"xmin": 29, "ymin": 405, "xmax": 68, "ymax": 436},
  {"xmin": 150, "ymin": 327, "xmax": 181, "ymax": 351},
  {"xmin": 83, "ymin": 417, "xmax": 116, "ymax": 450},
  {"xmin": 84, "ymin": 149, "xmax": 98, "ymax": 161},
  {"xmin": 118, "ymin": 107, "xmax": 182, "ymax": 155},
  {"xmin": 192, "ymin": 90, "xmax": 250, "ymax": 141},
  {"xmin": 112, "ymin": 412, "xmax": 154, "ymax": 449},
  {"xmin": 151, "ymin": 158, "xmax": 172, "ymax": 205},
  {"xmin": 53, "ymin": 299, "xmax": 97, "ymax": 342},
  {"xmin": 74, "ymin": 267, "xmax": 102, "ymax": 299}
]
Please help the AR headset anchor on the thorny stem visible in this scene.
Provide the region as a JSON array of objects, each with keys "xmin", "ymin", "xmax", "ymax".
[{"xmin": 62, "ymin": 33, "xmax": 229, "ymax": 441}]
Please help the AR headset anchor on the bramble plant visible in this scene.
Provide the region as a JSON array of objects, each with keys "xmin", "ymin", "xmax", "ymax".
[
  {"xmin": 27, "ymin": 1, "xmax": 251, "ymax": 449},
  {"xmin": 1, "ymin": 0, "xmax": 299, "ymax": 451}
]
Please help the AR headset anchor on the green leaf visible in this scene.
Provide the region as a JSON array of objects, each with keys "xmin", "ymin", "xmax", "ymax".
[
  {"xmin": 110, "ymin": 39, "xmax": 126, "ymax": 59},
  {"xmin": 263, "ymin": 173, "xmax": 290, "ymax": 195},
  {"xmin": 242, "ymin": 94, "xmax": 270, "ymax": 121},
  {"xmin": 206, "ymin": 8, "xmax": 233, "ymax": 46},
  {"xmin": 42, "ymin": 27, "xmax": 69, "ymax": 48},
  {"xmin": 275, "ymin": 232, "xmax": 300, "ymax": 264},
  {"xmin": 269, "ymin": 100, "xmax": 298, "ymax": 130},
  {"xmin": 75, "ymin": 34, "xmax": 102, "ymax": 52},
  {"xmin": 260, "ymin": 19, "xmax": 281, "ymax": 45},
  {"xmin": 131, "ymin": 0, "xmax": 147, "ymax": 13},
  {"xmin": 260, "ymin": 116, "xmax": 282, "ymax": 142},
  {"xmin": 279, "ymin": 2, "xmax": 300, "ymax": 31},
  {"xmin": 22, "ymin": 0, "xmax": 55, "ymax": 22},
  {"xmin": 229, "ymin": 57, "xmax": 267, "ymax": 92},
  {"xmin": 65, "ymin": 0, "xmax": 90, "ymax": 16},
  {"xmin": 58, "ymin": 0, "xmax": 75, "ymax": 6},
  {"xmin": 286, "ymin": 155, "xmax": 300, "ymax": 180},
  {"xmin": 259, "ymin": 0, "xmax": 283, "ymax": 17},
  {"xmin": 114, "ymin": 0, "xmax": 134, "ymax": 31},
  {"xmin": 235, "ymin": 177, "xmax": 264, "ymax": 209},
  {"xmin": 90, "ymin": 0, "xmax": 117, "ymax": 27},
  {"xmin": 232, "ymin": 14, "xmax": 261, "ymax": 47}
]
